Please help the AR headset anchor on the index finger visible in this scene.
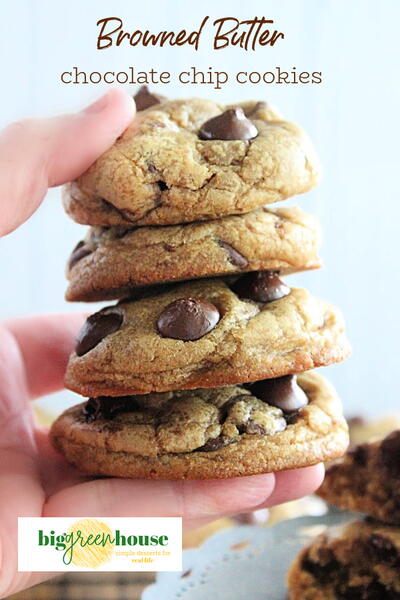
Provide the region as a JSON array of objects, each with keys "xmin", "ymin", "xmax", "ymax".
[{"xmin": 0, "ymin": 88, "xmax": 135, "ymax": 236}]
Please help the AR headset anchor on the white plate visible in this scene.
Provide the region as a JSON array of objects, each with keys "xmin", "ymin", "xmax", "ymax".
[{"xmin": 142, "ymin": 510, "xmax": 355, "ymax": 600}]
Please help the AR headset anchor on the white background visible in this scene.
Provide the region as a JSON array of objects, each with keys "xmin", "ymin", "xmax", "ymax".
[{"xmin": 0, "ymin": 0, "xmax": 399, "ymax": 417}]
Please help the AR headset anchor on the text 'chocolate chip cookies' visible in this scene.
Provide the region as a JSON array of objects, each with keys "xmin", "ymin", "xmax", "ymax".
[{"xmin": 52, "ymin": 88, "xmax": 350, "ymax": 479}]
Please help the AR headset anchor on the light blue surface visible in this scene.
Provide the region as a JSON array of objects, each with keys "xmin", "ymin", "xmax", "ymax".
[
  {"xmin": 0, "ymin": 1, "xmax": 399, "ymax": 416},
  {"xmin": 142, "ymin": 511, "xmax": 356, "ymax": 600}
]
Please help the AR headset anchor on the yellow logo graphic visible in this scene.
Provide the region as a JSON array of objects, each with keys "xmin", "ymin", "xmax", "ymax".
[{"xmin": 67, "ymin": 519, "xmax": 115, "ymax": 568}]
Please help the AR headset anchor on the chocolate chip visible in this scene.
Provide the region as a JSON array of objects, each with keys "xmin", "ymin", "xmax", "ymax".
[
  {"xmin": 301, "ymin": 553, "xmax": 339, "ymax": 584},
  {"xmin": 380, "ymin": 430, "xmax": 400, "ymax": 476},
  {"xmin": 246, "ymin": 375, "xmax": 308, "ymax": 413},
  {"xmin": 368, "ymin": 534, "xmax": 399, "ymax": 566},
  {"xmin": 197, "ymin": 435, "xmax": 231, "ymax": 452},
  {"xmin": 133, "ymin": 85, "xmax": 165, "ymax": 111},
  {"xmin": 285, "ymin": 411, "xmax": 301, "ymax": 425},
  {"xmin": 157, "ymin": 180, "xmax": 168, "ymax": 191},
  {"xmin": 339, "ymin": 581, "xmax": 397, "ymax": 600},
  {"xmin": 218, "ymin": 241, "xmax": 248, "ymax": 268},
  {"xmin": 199, "ymin": 108, "xmax": 258, "ymax": 141},
  {"xmin": 231, "ymin": 271, "xmax": 290, "ymax": 303},
  {"xmin": 68, "ymin": 241, "xmax": 93, "ymax": 269},
  {"xmin": 83, "ymin": 398, "xmax": 101, "ymax": 422},
  {"xmin": 76, "ymin": 308, "xmax": 124, "ymax": 356},
  {"xmin": 83, "ymin": 396, "xmax": 138, "ymax": 422},
  {"xmin": 157, "ymin": 298, "xmax": 220, "ymax": 341},
  {"xmin": 349, "ymin": 444, "xmax": 368, "ymax": 467}
]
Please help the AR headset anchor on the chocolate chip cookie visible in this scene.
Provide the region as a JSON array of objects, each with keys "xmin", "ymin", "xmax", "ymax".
[
  {"xmin": 64, "ymin": 276, "xmax": 350, "ymax": 397},
  {"xmin": 66, "ymin": 206, "xmax": 322, "ymax": 302},
  {"xmin": 287, "ymin": 519, "xmax": 400, "ymax": 599},
  {"xmin": 317, "ymin": 430, "xmax": 400, "ymax": 524},
  {"xmin": 63, "ymin": 98, "xmax": 320, "ymax": 227},
  {"xmin": 51, "ymin": 372, "xmax": 348, "ymax": 479}
]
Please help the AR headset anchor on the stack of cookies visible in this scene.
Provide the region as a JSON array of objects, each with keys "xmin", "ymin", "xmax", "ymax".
[
  {"xmin": 51, "ymin": 87, "xmax": 351, "ymax": 480},
  {"xmin": 288, "ymin": 431, "xmax": 400, "ymax": 598}
]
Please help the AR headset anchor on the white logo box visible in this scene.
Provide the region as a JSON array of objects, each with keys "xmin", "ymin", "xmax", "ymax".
[{"xmin": 18, "ymin": 517, "xmax": 182, "ymax": 572}]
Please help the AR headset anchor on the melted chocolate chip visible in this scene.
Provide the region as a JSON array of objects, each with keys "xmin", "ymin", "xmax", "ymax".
[
  {"xmin": 380, "ymin": 430, "xmax": 400, "ymax": 476},
  {"xmin": 76, "ymin": 308, "xmax": 124, "ymax": 356},
  {"xmin": 368, "ymin": 534, "xmax": 399, "ymax": 566},
  {"xmin": 218, "ymin": 241, "xmax": 248, "ymax": 268},
  {"xmin": 68, "ymin": 241, "xmax": 93, "ymax": 269},
  {"xmin": 199, "ymin": 108, "xmax": 258, "ymax": 141},
  {"xmin": 301, "ymin": 553, "xmax": 340, "ymax": 585},
  {"xmin": 338, "ymin": 581, "xmax": 398, "ymax": 600},
  {"xmin": 197, "ymin": 435, "xmax": 231, "ymax": 452},
  {"xmin": 247, "ymin": 375, "xmax": 308, "ymax": 413},
  {"xmin": 133, "ymin": 85, "xmax": 165, "ymax": 111},
  {"xmin": 157, "ymin": 180, "xmax": 168, "ymax": 191},
  {"xmin": 285, "ymin": 411, "xmax": 301, "ymax": 425},
  {"xmin": 231, "ymin": 271, "xmax": 290, "ymax": 303},
  {"xmin": 157, "ymin": 298, "xmax": 220, "ymax": 341},
  {"xmin": 83, "ymin": 396, "xmax": 138, "ymax": 422}
]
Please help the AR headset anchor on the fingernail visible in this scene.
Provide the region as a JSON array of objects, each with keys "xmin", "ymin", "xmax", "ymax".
[{"xmin": 83, "ymin": 91, "xmax": 110, "ymax": 115}]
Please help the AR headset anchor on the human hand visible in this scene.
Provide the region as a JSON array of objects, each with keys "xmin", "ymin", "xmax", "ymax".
[{"xmin": 0, "ymin": 89, "xmax": 324, "ymax": 597}]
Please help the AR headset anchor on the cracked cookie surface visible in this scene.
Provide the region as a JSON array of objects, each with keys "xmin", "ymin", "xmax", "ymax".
[
  {"xmin": 63, "ymin": 98, "xmax": 320, "ymax": 227},
  {"xmin": 64, "ymin": 278, "xmax": 350, "ymax": 397},
  {"xmin": 66, "ymin": 205, "xmax": 322, "ymax": 302},
  {"xmin": 317, "ymin": 430, "xmax": 400, "ymax": 524},
  {"xmin": 51, "ymin": 372, "xmax": 348, "ymax": 479},
  {"xmin": 288, "ymin": 519, "xmax": 400, "ymax": 599}
]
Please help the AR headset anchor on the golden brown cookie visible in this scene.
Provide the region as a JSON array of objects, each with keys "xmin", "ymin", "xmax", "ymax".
[
  {"xmin": 317, "ymin": 430, "xmax": 400, "ymax": 524},
  {"xmin": 51, "ymin": 372, "xmax": 348, "ymax": 479},
  {"xmin": 287, "ymin": 519, "xmax": 400, "ymax": 599},
  {"xmin": 64, "ymin": 276, "xmax": 351, "ymax": 397},
  {"xmin": 66, "ymin": 206, "xmax": 322, "ymax": 302},
  {"xmin": 63, "ymin": 98, "xmax": 320, "ymax": 227}
]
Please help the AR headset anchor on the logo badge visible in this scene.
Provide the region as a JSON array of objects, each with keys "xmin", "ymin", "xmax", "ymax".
[{"xmin": 18, "ymin": 517, "xmax": 182, "ymax": 572}]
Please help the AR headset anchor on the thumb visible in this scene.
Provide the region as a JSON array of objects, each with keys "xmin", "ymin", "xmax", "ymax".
[{"xmin": 0, "ymin": 88, "xmax": 135, "ymax": 236}]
